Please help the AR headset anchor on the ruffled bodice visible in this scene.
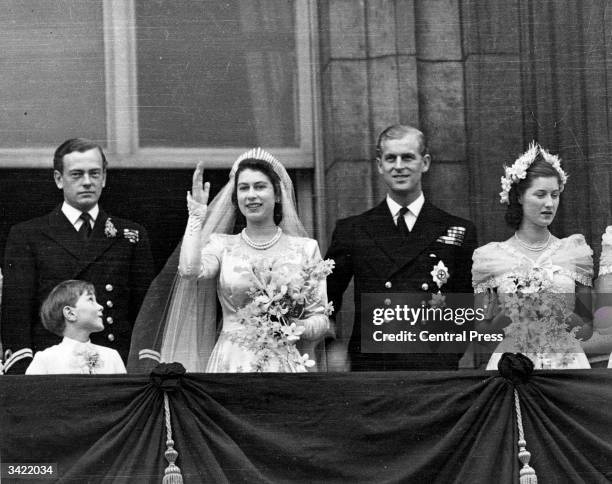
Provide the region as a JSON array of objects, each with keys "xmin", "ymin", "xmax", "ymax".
[{"xmin": 473, "ymin": 234, "xmax": 593, "ymax": 294}]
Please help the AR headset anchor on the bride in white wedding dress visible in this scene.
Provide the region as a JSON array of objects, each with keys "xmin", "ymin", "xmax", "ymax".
[{"xmin": 129, "ymin": 149, "xmax": 332, "ymax": 372}]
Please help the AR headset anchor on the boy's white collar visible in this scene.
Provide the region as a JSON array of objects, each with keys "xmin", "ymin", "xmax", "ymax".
[{"xmin": 61, "ymin": 336, "xmax": 93, "ymax": 348}]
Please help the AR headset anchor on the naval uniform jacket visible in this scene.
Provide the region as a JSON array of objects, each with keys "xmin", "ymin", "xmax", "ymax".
[
  {"xmin": 325, "ymin": 200, "xmax": 477, "ymax": 371},
  {"xmin": 1, "ymin": 206, "xmax": 154, "ymax": 373}
]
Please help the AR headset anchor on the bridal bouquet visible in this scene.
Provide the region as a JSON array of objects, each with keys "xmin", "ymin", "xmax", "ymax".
[
  {"xmin": 231, "ymin": 256, "xmax": 335, "ymax": 372},
  {"xmin": 500, "ymin": 267, "xmax": 579, "ymax": 362}
]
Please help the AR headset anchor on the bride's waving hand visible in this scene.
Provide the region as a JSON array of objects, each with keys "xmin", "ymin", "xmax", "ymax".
[
  {"xmin": 180, "ymin": 161, "xmax": 212, "ymax": 278},
  {"xmin": 189, "ymin": 160, "xmax": 210, "ymax": 207}
]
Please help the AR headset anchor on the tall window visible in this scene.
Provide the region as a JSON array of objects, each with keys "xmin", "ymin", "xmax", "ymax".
[
  {"xmin": 136, "ymin": 1, "xmax": 298, "ymax": 148},
  {"xmin": 0, "ymin": 1, "xmax": 106, "ymax": 148},
  {"xmin": 0, "ymin": 0, "xmax": 318, "ymax": 169}
]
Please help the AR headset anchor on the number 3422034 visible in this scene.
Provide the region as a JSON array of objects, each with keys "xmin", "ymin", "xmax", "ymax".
[{"xmin": 2, "ymin": 463, "xmax": 57, "ymax": 478}]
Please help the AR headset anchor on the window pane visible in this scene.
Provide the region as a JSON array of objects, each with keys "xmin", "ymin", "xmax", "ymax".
[
  {"xmin": 136, "ymin": 0, "xmax": 298, "ymax": 148},
  {"xmin": 0, "ymin": 1, "xmax": 106, "ymax": 147}
]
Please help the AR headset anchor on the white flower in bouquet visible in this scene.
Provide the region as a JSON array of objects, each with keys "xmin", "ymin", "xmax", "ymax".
[
  {"xmin": 281, "ymin": 322, "xmax": 305, "ymax": 343},
  {"xmin": 500, "ymin": 268, "xmax": 579, "ymax": 363},
  {"xmin": 231, "ymin": 255, "xmax": 334, "ymax": 372},
  {"xmin": 298, "ymin": 352, "xmax": 316, "ymax": 368}
]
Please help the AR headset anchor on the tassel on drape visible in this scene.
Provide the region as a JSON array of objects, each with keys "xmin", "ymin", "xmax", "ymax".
[
  {"xmin": 162, "ymin": 392, "xmax": 183, "ymax": 484},
  {"xmin": 514, "ymin": 389, "xmax": 537, "ymax": 483},
  {"xmin": 498, "ymin": 353, "xmax": 538, "ymax": 483}
]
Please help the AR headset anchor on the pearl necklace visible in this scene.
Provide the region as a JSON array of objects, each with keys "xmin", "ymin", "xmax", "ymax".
[
  {"xmin": 241, "ymin": 227, "xmax": 282, "ymax": 250},
  {"xmin": 514, "ymin": 232, "xmax": 552, "ymax": 252}
]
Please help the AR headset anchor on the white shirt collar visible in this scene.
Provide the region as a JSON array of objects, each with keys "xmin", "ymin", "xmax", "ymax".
[
  {"xmin": 62, "ymin": 202, "xmax": 99, "ymax": 227},
  {"xmin": 60, "ymin": 336, "xmax": 93, "ymax": 349},
  {"xmin": 386, "ymin": 192, "xmax": 425, "ymax": 218}
]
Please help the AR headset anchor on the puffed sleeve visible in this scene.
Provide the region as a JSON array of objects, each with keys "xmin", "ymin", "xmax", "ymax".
[
  {"xmin": 598, "ymin": 227, "xmax": 612, "ymax": 277},
  {"xmin": 558, "ymin": 234, "xmax": 593, "ymax": 286},
  {"xmin": 472, "ymin": 243, "xmax": 504, "ymax": 293},
  {"xmin": 298, "ymin": 239, "xmax": 333, "ymax": 341}
]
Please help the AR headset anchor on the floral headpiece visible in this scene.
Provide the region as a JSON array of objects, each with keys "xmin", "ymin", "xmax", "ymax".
[{"xmin": 499, "ymin": 142, "xmax": 568, "ymax": 204}]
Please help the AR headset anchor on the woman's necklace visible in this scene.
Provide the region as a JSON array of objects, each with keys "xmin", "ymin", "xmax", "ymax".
[
  {"xmin": 514, "ymin": 231, "xmax": 552, "ymax": 252},
  {"xmin": 241, "ymin": 227, "xmax": 282, "ymax": 250}
]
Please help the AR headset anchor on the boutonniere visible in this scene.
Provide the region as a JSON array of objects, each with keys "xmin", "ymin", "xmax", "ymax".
[
  {"xmin": 104, "ymin": 218, "xmax": 117, "ymax": 238},
  {"xmin": 430, "ymin": 260, "xmax": 450, "ymax": 289},
  {"xmin": 74, "ymin": 346, "xmax": 101, "ymax": 374},
  {"xmin": 124, "ymin": 228, "xmax": 140, "ymax": 244}
]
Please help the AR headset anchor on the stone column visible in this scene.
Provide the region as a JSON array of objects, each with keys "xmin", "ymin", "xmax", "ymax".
[
  {"xmin": 319, "ymin": 0, "xmax": 419, "ymax": 236},
  {"xmin": 414, "ymin": 0, "xmax": 470, "ymax": 219}
]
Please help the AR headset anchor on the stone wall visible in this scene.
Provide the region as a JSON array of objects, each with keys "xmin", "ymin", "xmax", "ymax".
[
  {"xmin": 320, "ymin": 0, "xmax": 471, "ymax": 241},
  {"xmin": 319, "ymin": 0, "xmax": 612, "ymax": 251}
]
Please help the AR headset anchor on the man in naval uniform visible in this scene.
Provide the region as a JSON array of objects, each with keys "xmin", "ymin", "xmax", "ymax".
[
  {"xmin": 1, "ymin": 138, "xmax": 154, "ymax": 373},
  {"xmin": 325, "ymin": 125, "xmax": 477, "ymax": 371}
]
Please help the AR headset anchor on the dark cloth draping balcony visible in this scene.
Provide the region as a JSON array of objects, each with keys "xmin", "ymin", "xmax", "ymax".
[{"xmin": 1, "ymin": 370, "xmax": 612, "ymax": 483}]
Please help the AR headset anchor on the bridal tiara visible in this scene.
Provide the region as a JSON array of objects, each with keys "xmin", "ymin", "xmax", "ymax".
[
  {"xmin": 231, "ymin": 147, "xmax": 280, "ymax": 174},
  {"xmin": 229, "ymin": 147, "xmax": 294, "ymax": 199},
  {"xmin": 499, "ymin": 142, "xmax": 568, "ymax": 204}
]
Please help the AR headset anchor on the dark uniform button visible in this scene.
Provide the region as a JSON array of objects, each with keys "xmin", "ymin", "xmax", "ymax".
[
  {"xmin": 385, "ymin": 281, "xmax": 392, "ymax": 289},
  {"xmin": 106, "ymin": 317, "xmax": 113, "ymax": 325},
  {"xmin": 421, "ymin": 283, "xmax": 429, "ymax": 291},
  {"xmin": 384, "ymin": 298, "xmax": 391, "ymax": 306},
  {"xmin": 105, "ymin": 284, "xmax": 114, "ymax": 292},
  {"xmin": 107, "ymin": 333, "xmax": 115, "ymax": 342},
  {"xmin": 106, "ymin": 300, "xmax": 113, "ymax": 308}
]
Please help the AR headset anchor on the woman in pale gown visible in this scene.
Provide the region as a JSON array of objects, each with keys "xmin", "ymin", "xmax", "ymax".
[
  {"xmin": 582, "ymin": 226, "xmax": 612, "ymax": 367},
  {"xmin": 472, "ymin": 143, "xmax": 593, "ymax": 370},
  {"xmin": 128, "ymin": 148, "xmax": 332, "ymax": 372}
]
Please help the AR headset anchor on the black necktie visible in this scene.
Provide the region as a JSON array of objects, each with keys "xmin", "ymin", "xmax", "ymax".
[
  {"xmin": 78, "ymin": 212, "xmax": 93, "ymax": 240},
  {"xmin": 397, "ymin": 206, "xmax": 410, "ymax": 237}
]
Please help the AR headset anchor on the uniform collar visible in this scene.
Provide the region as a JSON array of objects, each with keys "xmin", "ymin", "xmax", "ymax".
[{"xmin": 386, "ymin": 192, "xmax": 425, "ymax": 218}]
